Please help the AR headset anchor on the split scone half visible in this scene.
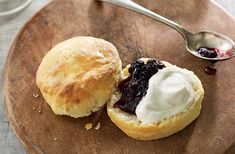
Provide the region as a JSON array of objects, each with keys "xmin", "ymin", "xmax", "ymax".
[
  {"xmin": 107, "ymin": 58, "xmax": 204, "ymax": 140},
  {"xmin": 36, "ymin": 36, "xmax": 122, "ymax": 118}
]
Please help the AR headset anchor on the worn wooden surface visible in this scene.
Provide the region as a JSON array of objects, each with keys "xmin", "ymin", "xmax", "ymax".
[
  {"xmin": 0, "ymin": 0, "xmax": 235, "ymax": 153},
  {"xmin": 0, "ymin": 1, "xmax": 49, "ymax": 154}
]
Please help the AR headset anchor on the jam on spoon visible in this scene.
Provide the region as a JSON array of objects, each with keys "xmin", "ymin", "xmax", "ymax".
[
  {"xmin": 197, "ymin": 47, "xmax": 218, "ymax": 58},
  {"xmin": 114, "ymin": 59, "xmax": 165, "ymax": 114},
  {"xmin": 196, "ymin": 47, "xmax": 227, "ymax": 75},
  {"xmin": 196, "ymin": 46, "xmax": 234, "ymax": 59}
]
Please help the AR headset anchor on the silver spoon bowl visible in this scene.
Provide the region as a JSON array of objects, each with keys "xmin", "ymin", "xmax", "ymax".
[{"xmin": 98, "ymin": 0, "xmax": 235, "ymax": 61}]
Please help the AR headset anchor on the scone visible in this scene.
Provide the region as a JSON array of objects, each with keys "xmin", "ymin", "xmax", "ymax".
[
  {"xmin": 36, "ymin": 36, "xmax": 122, "ymax": 118},
  {"xmin": 107, "ymin": 58, "xmax": 204, "ymax": 140}
]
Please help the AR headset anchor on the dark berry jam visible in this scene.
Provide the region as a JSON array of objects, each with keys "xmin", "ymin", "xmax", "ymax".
[
  {"xmin": 204, "ymin": 66, "xmax": 217, "ymax": 75},
  {"xmin": 197, "ymin": 47, "xmax": 218, "ymax": 58},
  {"xmin": 114, "ymin": 59, "xmax": 165, "ymax": 114}
]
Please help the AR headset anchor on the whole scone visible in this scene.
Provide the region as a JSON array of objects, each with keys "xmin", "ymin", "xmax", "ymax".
[
  {"xmin": 107, "ymin": 58, "xmax": 204, "ymax": 140},
  {"xmin": 36, "ymin": 36, "xmax": 122, "ymax": 118}
]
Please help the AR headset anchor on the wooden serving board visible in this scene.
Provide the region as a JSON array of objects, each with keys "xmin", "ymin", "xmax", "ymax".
[{"xmin": 3, "ymin": 0, "xmax": 235, "ymax": 153}]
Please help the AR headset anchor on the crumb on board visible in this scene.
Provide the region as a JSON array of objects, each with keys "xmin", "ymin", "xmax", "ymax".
[
  {"xmin": 32, "ymin": 107, "xmax": 36, "ymax": 110},
  {"xmin": 53, "ymin": 138, "xmax": 58, "ymax": 141},
  {"xmin": 95, "ymin": 123, "xmax": 101, "ymax": 130},
  {"xmin": 33, "ymin": 93, "xmax": 39, "ymax": 98},
  {"xmin": 85, "ymin": 123, "xmax": 93, "ymax": 130},
  {"xmin": 75, "ymin": 133, "xmax": 78, "ymax": 136},
  {"xmin": 37, "ymin": 107, "xmax": 41, "ymax": 113}
]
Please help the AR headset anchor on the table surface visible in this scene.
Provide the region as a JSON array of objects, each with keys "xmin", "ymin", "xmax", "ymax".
[{"xmin": 0, "ymin": 0, "xmax": 234, "ymax": 153}]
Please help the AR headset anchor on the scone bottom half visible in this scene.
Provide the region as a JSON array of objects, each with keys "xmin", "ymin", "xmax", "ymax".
[
  {"xmin": 36, "ymin": 36, "xmax": 122, "ymax": 118},
  {"xmin": 107, "ymin": 58, "xmax": 205, "ymax": 140}
]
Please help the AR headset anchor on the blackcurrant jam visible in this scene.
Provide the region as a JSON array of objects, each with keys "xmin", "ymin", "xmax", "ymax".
[
  {"xmin": 197, "ymin": 47, "xmax": 218, "ymax": 58},
  {"xmin": 204, "ymin": 66, "xmax": 217, "ymax": 75},
  {"xmin": 114, "ymin": 59, "xmax": 165, "ymax": 114},
  {"xmin": 196, "ymin": 46, "xmax": 234, "ymax": 59}
]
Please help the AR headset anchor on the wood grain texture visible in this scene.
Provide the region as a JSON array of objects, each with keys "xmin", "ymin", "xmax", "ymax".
[
  {"xmin": 0, "ymin": 1, "xmax": 49, "ymax": 154},
  {"xmin": 2, "ymin": 0, "xmax": 235, "ymax": 153}
]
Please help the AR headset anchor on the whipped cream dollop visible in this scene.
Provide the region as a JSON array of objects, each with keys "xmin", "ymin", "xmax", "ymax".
[{"xmin": 135, "ymin": 66, "xmax": 195, "ymax": 124}]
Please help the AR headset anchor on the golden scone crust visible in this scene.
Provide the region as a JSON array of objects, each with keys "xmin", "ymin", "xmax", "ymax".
[
  {"xmin": 107, "ymin": 59, "xmax": 204, "ymax": 140},
  {"xmin": 36, "ymin": 36, "xmax": 122, "ymax": 118}
]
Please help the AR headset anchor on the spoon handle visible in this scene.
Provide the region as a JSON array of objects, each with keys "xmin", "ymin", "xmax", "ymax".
[{"xmin": 98, "ymin": 0, "xmax": 190, "ymax": 38}]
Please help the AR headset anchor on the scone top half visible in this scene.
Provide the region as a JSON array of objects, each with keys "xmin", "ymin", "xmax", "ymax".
[
  {"xmin": 107, "ymin": 58, "xmax": 204, "ymax": 140},
  {"xmin": 36, "ymin": 37, "xmax": 122, "ymax": 118}
]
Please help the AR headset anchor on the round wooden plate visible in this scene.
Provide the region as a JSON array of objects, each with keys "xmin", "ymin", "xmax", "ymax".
[{"xmin": 3, "ymin": 0, "xmax": 235, "ymax": 153}]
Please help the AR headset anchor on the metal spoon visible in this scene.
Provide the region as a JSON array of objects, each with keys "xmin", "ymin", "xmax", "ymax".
[{"xmin": 98, "ymin": 0, "xmax": 235, "ymax": 61}]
